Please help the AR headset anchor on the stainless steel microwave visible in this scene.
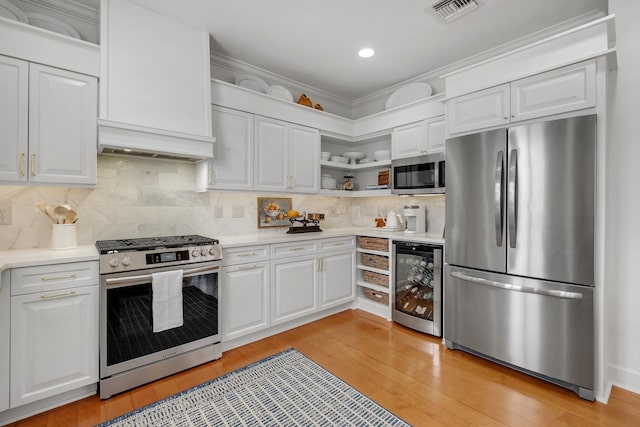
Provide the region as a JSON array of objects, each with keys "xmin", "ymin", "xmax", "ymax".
[{"xmin": 391, "ymin": 153, "xmax": 445, "ymax": 195}]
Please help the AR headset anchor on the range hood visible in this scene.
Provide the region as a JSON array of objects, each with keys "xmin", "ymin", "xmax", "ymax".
[{"xmin": 97, "ymin": 119, "xmax": 215, "ymax": 162}]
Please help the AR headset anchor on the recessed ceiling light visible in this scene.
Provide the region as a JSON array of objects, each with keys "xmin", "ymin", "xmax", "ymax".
[{"xmin": 358, "ymin": 48, "xmax": 375, "ymax": 58}]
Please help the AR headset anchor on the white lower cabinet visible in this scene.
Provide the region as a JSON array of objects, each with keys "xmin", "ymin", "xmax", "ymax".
[
  {"xmin": 9, "ymin": 262, "xmax": 99, "ymax": 408},
  {"xmin": 271, "ymin": 255, "xmax": 318, "ymax": 326},
  {"xmin": 222, "ymin": 261, "xmax": 270, "ymax": 341},
  {"xmin": 319, "ymin": 250, "xmax": 355, "ymax": 310},
  {"xmin": 0, "ymin": 274, "xmax": 9, "ymax": 412}
]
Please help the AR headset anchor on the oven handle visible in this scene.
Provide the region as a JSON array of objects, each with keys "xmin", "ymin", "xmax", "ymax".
[{"xmin": 104, "ymin": 263, "xmax": 220, "ymax": 287}]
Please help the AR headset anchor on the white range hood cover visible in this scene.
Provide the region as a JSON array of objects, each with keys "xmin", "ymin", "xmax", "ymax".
[{"xmin": 97, "ymin": 119, "xmax": 215, "ymax": 162}]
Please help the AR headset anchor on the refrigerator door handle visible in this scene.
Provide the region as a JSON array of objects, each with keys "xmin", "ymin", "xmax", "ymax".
[
  {"xmin": 450, "ymin": 271, "xmax": 584, "ymax": 300},
  {"xmin": 494, "ymin": 151, "xmax": 504, "ymax": 247},
  {"xmin": 508, "ymin": 149, "xmax": 518, "ymax": 248}
]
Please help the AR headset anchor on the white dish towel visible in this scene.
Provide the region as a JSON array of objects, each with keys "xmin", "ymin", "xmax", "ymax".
[{"xmin": 151, "ymin": 270, "xmax": 184, "ymax": 333}]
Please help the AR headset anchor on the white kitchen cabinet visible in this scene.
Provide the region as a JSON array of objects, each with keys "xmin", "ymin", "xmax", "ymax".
[
  {"xmin": 9, "ymin": 262, "xmax": 98, "ymax": 408},
  {"xmin": 197, "ymin": 106, "xmax": 254, "ymax": 191},
  {"xmin": 222, "ymin": 261, "xmax": 270, "ymax": 341},
  {"xmin": 0, "ymin": 273, "xmax": 9, "ymax": 412},
  {"xmin": 0, "ymin": 56, "xmax": 97, "ymax": 186},
  {"xmin": 446, "ymin": 85, "xmax": 511, "ymax": 136},
  {"xmin": 510, "ymin": 60, "xmax": 596, "ymax": 123},
  {"xmin": 447, "ymin": 60, "xmax": 596, "ymax": 135},
  {"xmin": 319, "ymin": 250, "xmax": 355, "ymax": 310},
  {"xmin": 271, "ymin": 255, "xmax": 318, "ymax": 325},
  {"xmin": 392, "ymin": 115, "xmax": 446, "ymax": 159},
  {"xmin": 0, "ymin": 55, "xmax": 28, "ymax": 183},
  {"xmin": 254, "ymin": 116, "xmax": 319, "ymax": 193}
]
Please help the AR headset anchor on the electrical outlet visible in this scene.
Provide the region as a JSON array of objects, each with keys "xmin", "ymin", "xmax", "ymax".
[{"xmin": 0, "ymin": 205, "xmax": 11, "ymax": 225}]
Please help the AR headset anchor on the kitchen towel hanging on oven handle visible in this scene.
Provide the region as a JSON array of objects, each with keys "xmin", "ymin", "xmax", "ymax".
[{"xmin": 151, "ymin": 270, "xmax": 184, "ymax": 332}]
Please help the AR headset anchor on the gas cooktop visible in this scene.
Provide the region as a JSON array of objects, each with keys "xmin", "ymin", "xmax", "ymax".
[{"xmin": 95, "ymin": 235, "xmax": 218, "ymax": 254}]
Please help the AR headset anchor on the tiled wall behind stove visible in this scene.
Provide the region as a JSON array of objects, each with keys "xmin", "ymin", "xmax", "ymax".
[{"xmin": 0, "ymin": 157, "xmax": 351, "ymax": 250}]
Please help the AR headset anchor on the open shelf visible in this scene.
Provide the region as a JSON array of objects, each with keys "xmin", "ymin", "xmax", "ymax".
[{"xmin": 320, "ymin": 159, "xmax": 391, "ymax": 171}]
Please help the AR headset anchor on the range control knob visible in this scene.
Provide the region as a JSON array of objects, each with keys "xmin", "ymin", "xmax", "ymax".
[
  {"xmin": 121, "ymin": 256, "xmax": 132, "ymax": 266},
  {"xmin": 109, "ymin": 257, "xmax": 119, "ymax": 268},
  {"xmin": 200, "ymin": 248, "xmax": 210, "ymax": 257},
  {"xmin": 209, "ymin": 245, "xmax": 222, "ymax": 258},
  {"xmin": 191, "ymin": 249, "xmax": 200, "ymax": 257}
]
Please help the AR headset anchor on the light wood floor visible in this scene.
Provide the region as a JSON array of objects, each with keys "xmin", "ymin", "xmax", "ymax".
[{"xmin": 8, "ymin": 309, "xmax": 640, "ymax": 426}]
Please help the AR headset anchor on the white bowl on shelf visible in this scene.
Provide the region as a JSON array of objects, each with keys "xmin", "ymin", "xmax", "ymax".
[
  {"xmin": 342, "ymin": 151, "xmax": 366, "ymax": 164},
  {"xmin": 321, "ymin": 151, "xmax": 331, "ymax": 161},
  {"xmin": 330, "ymin": 155, "xmax": 348, "ymax": 164},
  {"xmin": 373, "ymin": 150, "xmax": 391, "ymax": 161}
]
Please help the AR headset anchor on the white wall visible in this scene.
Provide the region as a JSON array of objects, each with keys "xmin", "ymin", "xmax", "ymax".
[{"xmin": 605, "ymin": 0, "xmax": 640, "ymax": 397}]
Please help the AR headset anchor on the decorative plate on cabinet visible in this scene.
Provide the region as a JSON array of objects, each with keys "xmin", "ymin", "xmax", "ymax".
[
  {"xmin": 25, "ymin": 12, "xmax": 81, "ymax": 39},
  {"xmin": 0, "ymin": 0, "xmax": 27, "ymax": 23},
  {"xmin": 267, "ymin": 85, "xmax": 293, "ymax": 102},
  {"xmin": 235, "ymin": 74, "xmax": 269, "ymax": 93},
  {"xmin": 385, "ymin": 82, "xmax": 433, "ymax": 110}
]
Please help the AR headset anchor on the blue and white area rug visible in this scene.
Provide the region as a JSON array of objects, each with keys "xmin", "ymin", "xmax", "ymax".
[{"xmin": 99, "ymin": 348, "xmax": 410, "ymax": 426}]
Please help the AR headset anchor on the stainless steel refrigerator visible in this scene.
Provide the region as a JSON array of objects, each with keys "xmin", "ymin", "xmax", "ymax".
[{"xmin": 444, "ymin": 114, "xmax": 596, "ymax": 400}]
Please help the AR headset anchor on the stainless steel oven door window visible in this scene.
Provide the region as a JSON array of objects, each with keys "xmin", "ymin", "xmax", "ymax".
[{"xmin": 100, "ymin": 261, "xmax": 221, "ymax": 378}]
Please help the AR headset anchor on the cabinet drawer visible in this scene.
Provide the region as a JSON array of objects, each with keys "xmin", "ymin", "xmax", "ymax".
[
  {"xmin": 319, "ymin": 236, "xmax": 356, "ymax": 252},
  {"xmin": 270, "ymin": 241, "xmax": 318, "ymax": 259},
  {"xmin": 223, "ymin": 245, "xmax": 269, "ymax": 266},
  {"xmin": 10, "ymin": 261, "xmax": 98, "ymax": 296}
]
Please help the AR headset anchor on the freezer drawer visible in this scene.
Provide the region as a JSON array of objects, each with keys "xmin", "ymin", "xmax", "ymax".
[{"xmin": 444, "ymin": 264, "xmax": 594, "ymax": 399}]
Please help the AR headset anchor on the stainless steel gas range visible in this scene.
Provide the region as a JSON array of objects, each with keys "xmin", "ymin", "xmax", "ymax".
[{"xmin": 96, "ymin": 235, "xmax": 222, "ymax": 399}]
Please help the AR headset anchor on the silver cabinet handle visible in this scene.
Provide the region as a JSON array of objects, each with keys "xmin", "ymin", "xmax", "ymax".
[
  {"xmin": 238, "ymin": 253, "xmax": 257, "ymax": 257},
  {"xmin": 238, "ymin": 265, "xmax": 258, "ymax": 270},
  {"xmin": 289, "ymin": 247, "xmax": 305, "ymax": 251},
  {"xmin": 208, "ymin": 168, "xmax": 213, "ymax": 185},
  {"xmin": 41, "ymin": 274, "xmax": 77, "ymax": 282},
  {"xmin": 41, "ymin": 290, "xmax": 76, "ymax": 299},
  {"xmin": 317, "ymin": 257, "xmax": 323, "ymax": 271},
  {"xmin": 508, "ymin": 149, "xmax": 518, "ymax": 249},
  {"xmin": 494, "ymin": 151, "xmax": 504, "ymax": 247},
  {"xmin": 450, "ymin": 271, "xmax": 584, "ymax": 300},
  {"xmin": 31, "ymin": 153, "xmax": 36, "ymax": 177},
  {"xmin": 332, "ymin": 242, "xmax": 346, "ymax": 246}
]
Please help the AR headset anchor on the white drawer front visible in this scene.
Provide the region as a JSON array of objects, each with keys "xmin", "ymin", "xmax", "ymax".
[
  {"xmin": 270, "ymin": 241, "xmax": 318, "ymax": 259},
  {"xmin": 223, "ymin": 245, "xmax": 270, "ymax": 266},
  {"xmin": 10, "ymin": 261, "xmax": 98, "ymax": 296},
  {"xmin": 319, "ymin": 236, "xmax": 356, "ymax": 252}
]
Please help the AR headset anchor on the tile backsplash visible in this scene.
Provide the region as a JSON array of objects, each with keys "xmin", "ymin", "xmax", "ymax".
[{"xmin": 0, "ymin": 156, "xmax": 444, "ymax": 250}]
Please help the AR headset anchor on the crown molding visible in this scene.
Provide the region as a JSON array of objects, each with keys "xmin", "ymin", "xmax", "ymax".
[
  {"xmin": 352, "ymin": 10, "xmax": 605, "ymax": 107},
  {"xmin": 210, "ymin": 51, "xmax": 353, "ymax": 108},
  {"xmin": 17, "ymin": 0, "xmax": 98, "ymax": 25}
]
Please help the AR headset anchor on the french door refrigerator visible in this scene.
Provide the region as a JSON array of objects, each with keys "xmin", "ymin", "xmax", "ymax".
[{"xmin": 444, "ymin": 114, "xmax": 596, "ymax": 400}]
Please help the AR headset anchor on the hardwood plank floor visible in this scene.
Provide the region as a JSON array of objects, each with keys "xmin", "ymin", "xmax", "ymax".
[{"xmin": 8, "ymin": 309, "xmax": 640, "ymax": 426}]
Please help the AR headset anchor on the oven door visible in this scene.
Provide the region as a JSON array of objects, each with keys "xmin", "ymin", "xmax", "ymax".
[{"xmin": 100, "ymin": 261, "xmax": 221, "ymax": 378}]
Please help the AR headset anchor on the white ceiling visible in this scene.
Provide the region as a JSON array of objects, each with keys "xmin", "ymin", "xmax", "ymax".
[{"xmin": 130, "ymin": 0, "xmax": 607, "ymax": 101}]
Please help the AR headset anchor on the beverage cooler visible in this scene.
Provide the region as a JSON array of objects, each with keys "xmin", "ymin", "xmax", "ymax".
[{"xmin": 392, "ymin": 241, "xmax": 442, "ymax": 337}]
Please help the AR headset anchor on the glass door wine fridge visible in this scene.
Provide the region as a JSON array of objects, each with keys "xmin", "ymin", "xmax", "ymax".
[{"xmin": 392, "ymin": 241, "xmax": 443, "ymax": 336}]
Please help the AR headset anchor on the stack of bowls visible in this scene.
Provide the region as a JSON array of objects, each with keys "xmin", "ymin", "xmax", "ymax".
[
  {"xmin": 321, "ymin": 151, "xmax": 331, "ymax": 161},
  {"xmin": 330, "ymin": 155, "xmax": 348, "ymax": 164}
]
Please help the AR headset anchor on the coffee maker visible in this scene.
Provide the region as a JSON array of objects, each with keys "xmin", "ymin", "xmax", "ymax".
[{"xmin": 403, "ymin": 205, "xmax": 425, "ymax": 233}]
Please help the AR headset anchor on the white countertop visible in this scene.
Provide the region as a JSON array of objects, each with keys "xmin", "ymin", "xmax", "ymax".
[
  {"xmin": 0, "ymin": 245, "xmax": 99, "ymax": 272},
  {"xmin": 219, "ymin": 227, "xmax": 444, "ymax": 248}
]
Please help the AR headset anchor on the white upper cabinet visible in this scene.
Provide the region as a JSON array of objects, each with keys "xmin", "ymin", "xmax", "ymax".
[
  {"xmin": 510, "ymin": 60, "xmax": 596, "ymax": 123},
  {"xmin": 28, "ymin": 64, "xmax": 97, "ymax": 186},
  {"xmin": 254, "ymin": 116, "xmax": 290, "ymax": 192},
  {"xmin": 0, "ymin": 55, "xmax": 28, "ymax": 183},
  {"xmin": 0, "ymin": 56, "xmax": 97, "ymax": 186},
  {"xmin": 254, "ymin": 116, "xmax": 319, "ymax": 193},
  {"xmin": 392, "ymin": 115, "xmax": 446, "ymax": 159},
  {"xmin": 446, "ymin": 85, "xmax": 511, "ymax": 136},
  {"xmin": 290, "ymin": 124, "xmax": 320, "ymax": 192},
  {"xmin": 197, "ymin": 106, "xmax": 254, "ymax": 191},
  {"xmin": 446, "ymin": 60, "xmax": 596, "ymax": 136}
]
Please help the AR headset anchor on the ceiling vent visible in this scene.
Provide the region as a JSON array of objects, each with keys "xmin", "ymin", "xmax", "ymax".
[{"xmin": 432, "ymin": 0, "xmax": 479, "ymax": 23}]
